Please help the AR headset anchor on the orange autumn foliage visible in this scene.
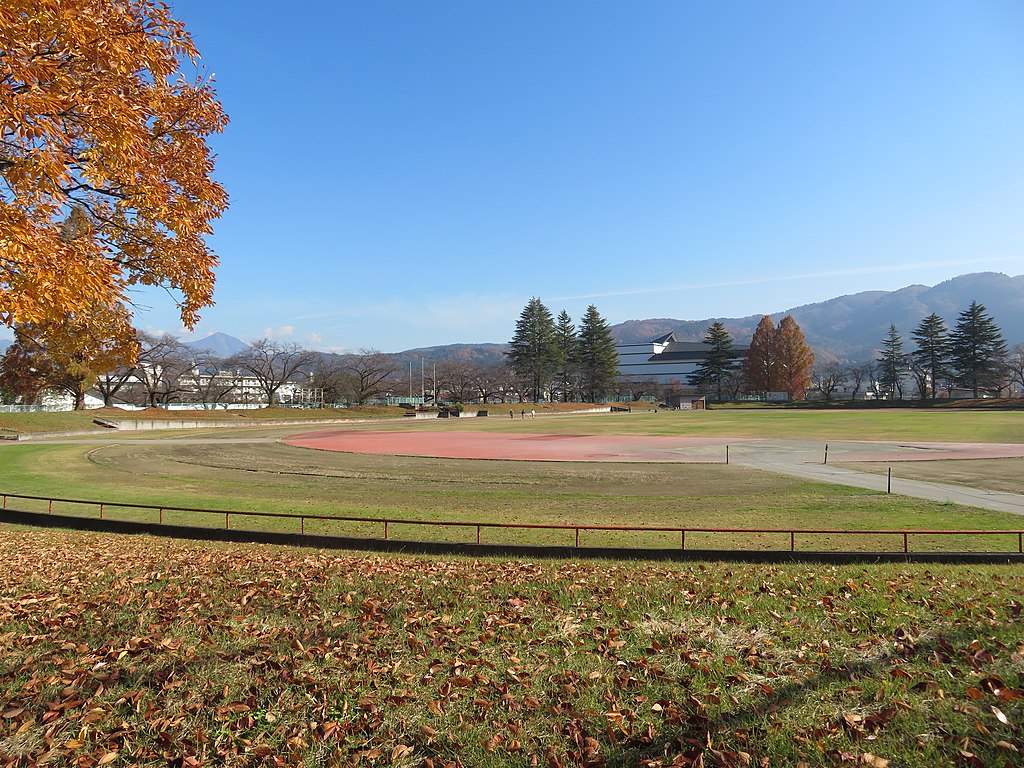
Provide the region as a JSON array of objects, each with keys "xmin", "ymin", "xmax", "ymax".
[{"xmin": 0, "ymin": 0, "xmax": 228, "ymax": 342}]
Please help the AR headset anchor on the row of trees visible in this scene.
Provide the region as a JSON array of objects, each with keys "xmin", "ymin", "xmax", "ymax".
[
  {"xmin": 0, "ymin": 322, "xmax": 628, "ymax": 409},
  {"xmin": 506, "ymin": 299, "xmax": 620, "ymax": 402},
  {"xmin": 688, "ymin": 316, "xmax": 815, "ymax": 400},
  {"xmin": 875, "ymin": 301, "xmax": 1008, "ymax": 399},
  {"xmin": 808, "ymin": 301, "xmax": 1019, "ymax": 401}
]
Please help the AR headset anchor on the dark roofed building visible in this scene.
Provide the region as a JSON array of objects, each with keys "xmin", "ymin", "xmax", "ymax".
[{"xmin": 616, "ymin": 331, "xmax": 749, "ymax": 384}]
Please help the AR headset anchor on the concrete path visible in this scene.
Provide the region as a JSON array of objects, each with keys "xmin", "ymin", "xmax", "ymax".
[{"xmin": 729, "ymin": 440, "xmax": 1024, "ymax": 517}]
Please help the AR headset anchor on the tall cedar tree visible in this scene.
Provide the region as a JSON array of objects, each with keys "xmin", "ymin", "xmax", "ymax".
[
  {"xmin": 948, "ymin": 301, "xmax": 1007, "ymax": 397},
  {"xmin": 507, "ymin": 298, "xmax": 558, "ymax": 402},
  {"xmin": 688, "ymin": 322, "xmax": 737, "ymax": 401},
  {"xmin": 743, "ymin": 316, "xmax": 779, "ymax": 393},
  {"xmin": 910, "ymin": 313, "xmax": 949, "ymax": 400},
  {"xmin": 1, "ymin": 1, "xmax": 228, "ymax": 345},
  {"xmin": 577, "ymin": 305, "xmax": 620, "ymax": 402},
  {"xmin": 553, "ymin": 310, "xmax": 579, "ymax": 402},
  {"xmin": 877, "ymin": 324, "xmax": 906, "ymax": 400},
  {"xmin": 774, "ymin": 316, "xmax": 814, "ymax": 399}
]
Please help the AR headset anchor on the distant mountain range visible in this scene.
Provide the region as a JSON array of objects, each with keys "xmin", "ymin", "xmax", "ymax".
[
  {"xmin": 2, "ymin": 272, "xmax": 1021, "ymax": 365},
  {"xmin": 610, "ymin": 272, "xmax": 1024, "ymax": 362}
]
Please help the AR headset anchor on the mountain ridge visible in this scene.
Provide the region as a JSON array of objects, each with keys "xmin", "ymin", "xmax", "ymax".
[
  {"xmin": 608, "ymin": 272, "xmax": 1024, "ymax": 361},
  {"xmin": 2, "ymin": 272, "xmax": 1021, "ymax": 364}
]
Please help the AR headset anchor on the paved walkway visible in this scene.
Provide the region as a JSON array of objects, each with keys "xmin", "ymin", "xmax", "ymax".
[{"xmin": 729, "ymin": 440, "xmax": 1024, "ymax": 517}]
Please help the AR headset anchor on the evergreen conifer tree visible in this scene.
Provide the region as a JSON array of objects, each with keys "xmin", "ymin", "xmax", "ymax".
[
  {"xmin": 553, "ymin": 310, "xmax": 579, "ymax": 402},
  {"xmin": 910, "ymin": 313, "xmax": 949, "ymax": 400},
  {"xmin": 577, "ymin": 305, "xmax": 620, "ymax": 402},
  {"xmin": 688, "ymin": 322, "xmax": 737, "ymax": 401},
  {"xmin": 507, "ymin": 298, "xmax": 558, "ymax": 402},
  {"xmin": 948, "ymin": 301, "xmax": 1007, "ymax": 397},
  {"xmin": 877, "ymin": 324, "xmax": 906, "ymax": 400}
]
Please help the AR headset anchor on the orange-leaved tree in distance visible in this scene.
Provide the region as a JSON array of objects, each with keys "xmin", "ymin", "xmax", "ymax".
[
  {"xmin": 774, "ymin": 315, "xmax": 814, "ymax": 400},
  {"xmin": 742, "ymin": 315, "xmax": 814, "ymax": 399},
  {"xmin": 0, "ymin": 0, "xmax": 228, "ymax": 345},
  {"xmin": 1, "ymin": 303, "xmax": 138, "ymax": 409}
]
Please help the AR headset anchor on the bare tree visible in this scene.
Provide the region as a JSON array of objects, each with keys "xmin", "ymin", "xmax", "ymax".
[
  {"xmin": 185, "ymin": 349, "xmax": 240, "ymax": 407},
  {"xmin": 309, "ymin": 354, "xmax": 354, "ymax": 405},
  {"xmin": 811, "ymin": 361, "xmax": 846, "ymax": 401},
  {"xmin": 1007, "ymin": 344, "xmax": 1024, "ymax": 398},
  {"xmin": 436, "ymin": 361, "xmax": 477, "ymax": 404},
  {"xmin": 866, "ymin": 362, "xmax": 886, "ymax": 400},
  {"xmin": 618, "ymin": 374, "xmax": 659, "ymax": 403},
  {"xmin": 94, "ymin": 361, "xmax": 138, "ymax": 407},
  {"xmin": 343, "ymin": 349, "xmax": 402, "ymax": 405},
  {"xmin": 493, "ymin": 363, "xmax": 530, "ymax": 404},
  {"xmin": 845, "ymin": 362, "xmax": 872, "ymax": 401},
  {"xmin": 230, "ymin": 340, "xmax": 316, "ymax": 406},
  {"xmin": 907, "ymin": 357, "xmax": 932, "ymax": 401},
  {"xmin": 135, "ymin": 332, "xmax": 191, "ymax": 408},
  {"xmin": 471, "ymin": 363, "xmax": 506, "ymax": 404}
]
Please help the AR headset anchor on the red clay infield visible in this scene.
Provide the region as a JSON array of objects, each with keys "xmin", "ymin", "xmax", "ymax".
[
  {"xmin": 282, "ymin": 429, "xmax": 741, "ymax": 462},
  {"xmin": 281, "ymin": 429, "xmax": 1024, "ymax": 464}
]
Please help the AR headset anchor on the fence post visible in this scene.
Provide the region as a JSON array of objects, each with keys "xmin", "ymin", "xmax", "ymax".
[
  {"xmin": 823, "ymin": 444, "xmax": 828, "ymax": 465},
  {"xmin": 99, "ymin": 504, "xmax": 104, "ymax": 520},
  {"xmin": 384, "ymin": 521, "xmax": 389, "ymax": 540},
  {"xmin": 2, "ymin": 495, "xmax": 6, "ymax": 509},
  {"xmin": 681, "ymin": 530, "xmax": 685, "ymax": 551},
  {"xmin": 575, "ymin": 528, "xmax": 579, "ymax": 548},
  {"xmin": 888, "ymin": 467, "xmax": 891, "ymax": 494},
  {"xmin": 225, "ymin": 513, "xmax": 230, "ymax": 529},
  {"xmin": 1019, "ymin": 532, "xmax": 1022, "ymax": 554},
  {"xmin": 49, "ymin": 498, "xmax": 53, "ymax": 514},
  {"xmin": 301, "ymin": 516, "xmax": 305, "ymax": 535},
  {"xmin": 903, "ymin": 532, "xmax": 908, "ymax": 554},
  {"xmin": 159, "ymin": 508, "xmax": 164, "ymax": 524},
  {"xmin": 790, "ymin": 531, "xmax": 795, "ymax": 552},
  {"xmin": 476, "ymin": 525, "xmax": 481, "ymax": 544}
]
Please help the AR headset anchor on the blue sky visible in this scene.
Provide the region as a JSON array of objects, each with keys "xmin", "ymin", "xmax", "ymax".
[{"xmin": 43, "ymin": 1, "xmax": 1024, "ymax": 352}]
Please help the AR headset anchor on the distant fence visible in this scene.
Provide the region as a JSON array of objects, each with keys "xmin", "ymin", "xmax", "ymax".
[{"xmin": 3, "ymin": 492, "xmax": 1023, "ymax": 557}]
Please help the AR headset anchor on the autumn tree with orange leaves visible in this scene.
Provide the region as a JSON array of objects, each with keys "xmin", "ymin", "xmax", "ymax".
[
  {"xmin": 0, "ymin": 302, "xmax": 138, "ymax": 409},
  {"xmin": 0, "ymin": 0, "xmax": 228, "ymax": 346},
  {"xmin": 743, "ymin": 315, "xmax": 814, "ymax": 399}
]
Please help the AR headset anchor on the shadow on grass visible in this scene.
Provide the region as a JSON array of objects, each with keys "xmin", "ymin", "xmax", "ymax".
[{"xmin": 603, "ymin": 626, "xmax": 998, "ymax": 767}]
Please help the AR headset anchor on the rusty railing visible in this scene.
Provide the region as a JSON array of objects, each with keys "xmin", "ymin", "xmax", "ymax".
[{"xmin": 2, "ymin": 491, "xmax": 1023, "ymax": 554}]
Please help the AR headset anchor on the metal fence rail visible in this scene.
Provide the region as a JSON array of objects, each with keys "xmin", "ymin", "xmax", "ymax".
[{"xmin": 4, "ymin": 491, "xmax": 1023, "ymax": 555}]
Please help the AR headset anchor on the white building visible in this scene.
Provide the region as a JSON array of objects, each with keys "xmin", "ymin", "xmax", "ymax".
[{"xmin": 616, "ymin": 331, "xmax": 748, "ymax": 384}]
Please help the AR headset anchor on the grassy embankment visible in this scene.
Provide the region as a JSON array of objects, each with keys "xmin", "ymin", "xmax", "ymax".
[{"xmin": 0, "ymin": 529, "xmax": 1021, "ymax": 767}]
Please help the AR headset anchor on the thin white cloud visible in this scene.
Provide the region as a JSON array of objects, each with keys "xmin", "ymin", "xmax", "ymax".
[{"xmin": 552, "ymin": 257, "xmax": 1024, "ymax": 302}]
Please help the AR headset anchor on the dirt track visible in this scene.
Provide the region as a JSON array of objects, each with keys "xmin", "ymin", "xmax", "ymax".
[{"xmin": 282, "ymin": 430, "xmax": 1024, "ymax": 516}]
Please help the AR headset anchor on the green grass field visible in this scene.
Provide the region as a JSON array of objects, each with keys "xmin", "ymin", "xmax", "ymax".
[{"xmin": 1, "ymin": 409, "xmax": 1023, "ymax": 552}]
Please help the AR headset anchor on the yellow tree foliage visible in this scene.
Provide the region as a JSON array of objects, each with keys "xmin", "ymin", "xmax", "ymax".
[
  {"xmin": 4, "ymin": 303, "xmax": 139, "ymax": 409},
  {"xmin": 0, "ymin": 0, "xmax": 228, "ymax": 342}
]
